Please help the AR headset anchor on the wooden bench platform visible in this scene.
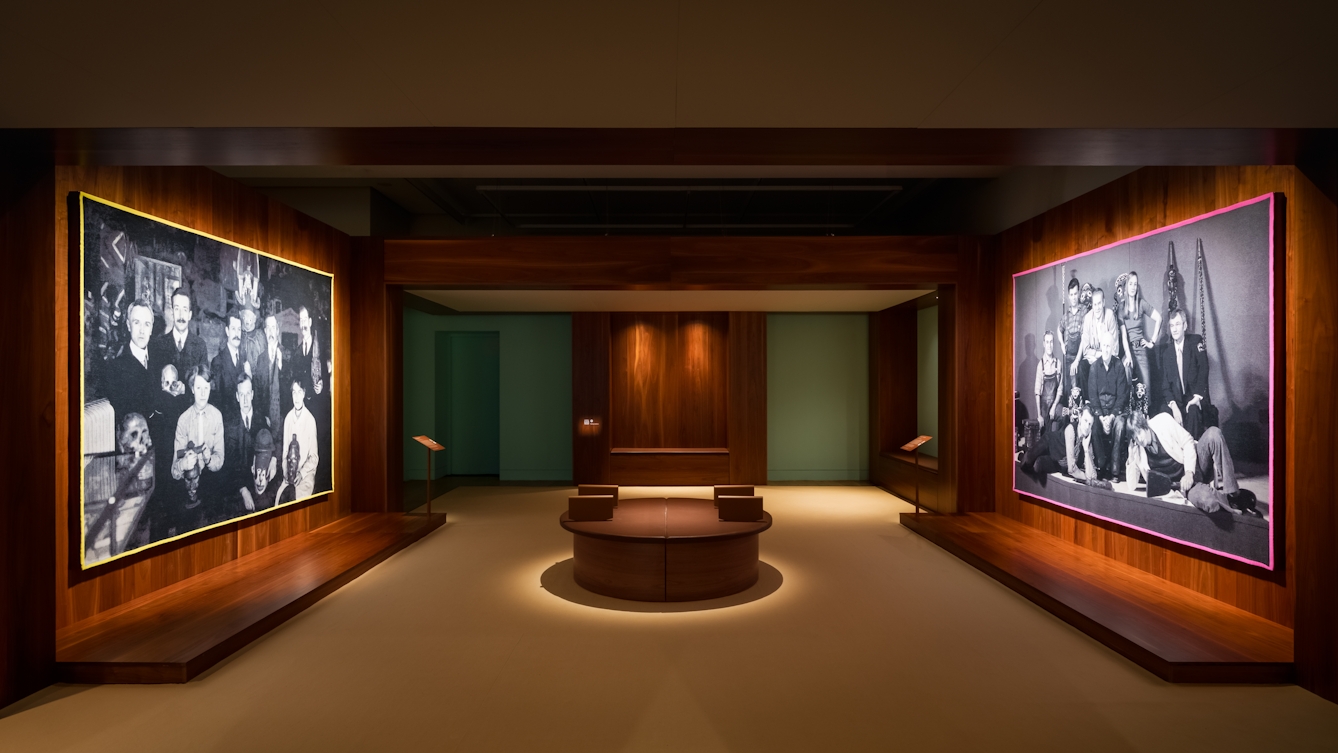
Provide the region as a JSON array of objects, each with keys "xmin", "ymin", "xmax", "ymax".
[
  {"xmin": 57, "ymin": 512, "xmax": 446, "ymax": 684},
  {"xmin": 900, "ymin": 512, "xmax": 1293, "ymax": 683}
]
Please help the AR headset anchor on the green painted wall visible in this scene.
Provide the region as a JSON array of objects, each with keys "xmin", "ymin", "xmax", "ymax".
[
  {"xmin": 435, "ymin": 332, "xmax": 501, "ymax": 476},
  {"xmin": 917, "ymin": 306, "xmax": 939, "ymax": 457},
  {"xmin": 404, "ymin": 308, "xmax": 572, "ymax": 481},
  {"xmin": 766, "ymin": 314, "xmax": 868, "ymax": 481}
]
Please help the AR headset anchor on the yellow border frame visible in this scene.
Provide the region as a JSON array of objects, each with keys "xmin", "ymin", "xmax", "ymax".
[{"xmin": 78, "ymin": 192, "xmax": 336, "ymax": 570}]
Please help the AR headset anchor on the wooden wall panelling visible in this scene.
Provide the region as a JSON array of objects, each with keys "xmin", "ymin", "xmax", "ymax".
[
  {"xmin": 1291, "ymin": 172, "xmax": 1338, "ymax": 701},
  {"xmin": 572, "ymin": 313, "xmax": 611, "ymax": 484},
  {"xmin": 608, "ymin": 452, "xmax": 731, "ymax": 486},
  {"xmin": 386, "ymin": 286, "xmax": 404, "ymax": 514},
  {"xmin": 668, "ymin": 236, "xmax": 960, "ymax": 286},
  {"xmin": 727, "ymin": 312, "xmax": 767, "ymax": 485},
  {"xmin": 1, "ymin": 150, "xmax": 57, "ymax": 707},
  {"xmin": 386, "ymin": 237, "xmax": 672, "ymax": 287},
  {"xmin": 611, "ymin": 313, "xmax": 673, "ymax": 449},
  {"xmin": 610, "ymin": 313, "xmax": 727, "ymax": 449},
  {"xmin": 351, "ymin": 238, "xmax": 390, "ymax": 514},
  {"xmin": 876, "ymin": 304, "xmax": 918, "ymax": 454},
  {"xmin": 992, "ymin": 167, "xmax": 1304, "ymax": 634},
  {"xmin": 955, "ymin": 237, "xmax": 997, "ymax": 514},
  {"xmin": 677, "ymin": 313, "xmax": 729, "ymax": 449},
  {"xmin": 936, "ymin": 286, "xmax": 959, "ymax": 514},
  {"xmin": 385, "ymin": 235, "xmax": 961, "ymax": 288},
  {"xmin": 52, "ymin": 167, "xmax": 352, "ymax": 631}
]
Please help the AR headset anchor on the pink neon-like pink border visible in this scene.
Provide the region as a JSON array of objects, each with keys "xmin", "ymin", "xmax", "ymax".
[{"xmin": 1011, "ymin": 192, "xmax": 1277, "ymax": 570}]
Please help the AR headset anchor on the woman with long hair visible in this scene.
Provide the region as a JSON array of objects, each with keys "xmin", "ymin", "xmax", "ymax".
[
  {"xmin": 1119, "ymin": 271, "xmax": 1161, "ymax": 393},
  {"xmin": 1034, "ymin": 330, "xmax": 1063, "ymax": 433}
]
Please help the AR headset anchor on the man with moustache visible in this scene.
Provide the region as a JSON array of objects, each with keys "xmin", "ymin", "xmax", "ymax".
[
  {"xmin": 260, "ymin": 314, "xmax": 289, "ymax": 435},
  {"xmin": 291, "ymin": 306, "xmax": 323, "ymax": 399},
  {"xmin": 103, "ymin": 298, "xmax": 159, "ymax": 426},
  {"xmin": 210, "ymin": 312, "xmax": 248, "ymax": 420},
  {"xmin": 150, "ymin": 289, "xmax": 208, "ymax": 378}
]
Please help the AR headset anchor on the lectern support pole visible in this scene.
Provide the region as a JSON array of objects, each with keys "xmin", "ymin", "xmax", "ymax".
[
  {"xmin": 909, "ymin": 452, "xmax": 920, "ymax": 516},
  {"xmin": 411, "ymin": 435, "xmax": 445, "ymax": 519}
]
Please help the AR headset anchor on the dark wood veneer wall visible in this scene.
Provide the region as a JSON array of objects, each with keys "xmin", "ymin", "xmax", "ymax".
[
  {"xmin": 51, "ymin": 168, "xmax": 356, "ymax": 631},
  {"xmin": 610, "ymin": 313, "xmax": 729, "ymax": 450},
  {"xmin": 574, "ymin": 311, "xmax": 764, "ymax": 485},
  {"xmin": 1, "ymin": 144, "xmax": 58, "ymax": 707},
  {"xmin": 992, "ymin": 166, "xmax": 1338, "ymax": 701}
]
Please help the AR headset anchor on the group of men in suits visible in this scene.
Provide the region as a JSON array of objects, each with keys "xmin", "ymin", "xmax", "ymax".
[{"xmin": 98, "ymin": 287, "xmax": 330, "ymax": 542}]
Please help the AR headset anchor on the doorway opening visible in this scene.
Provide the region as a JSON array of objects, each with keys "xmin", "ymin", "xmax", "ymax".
[{"xmin": 435, "ymin": 331, "xmax": 501, "ymax": 485}]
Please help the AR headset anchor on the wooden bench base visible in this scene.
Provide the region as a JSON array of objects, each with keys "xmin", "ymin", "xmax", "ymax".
[
  {"xmin": 57, "ymin": 513, "xmax": 446, "ymax": 684},
  {"xmin": 900, "ymin": 512, "xmax": 1293, "ymax": 684}
]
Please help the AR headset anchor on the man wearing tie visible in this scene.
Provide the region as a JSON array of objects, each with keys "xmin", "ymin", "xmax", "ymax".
[
  {"xmin": 1158, "ymin": 309, "xmax": 1213, "ymax": 439},
  {"xmin": 103, "ymin": 298, "xmax": 159, "ymax": 427},
  {"xmin": 260, "ymin": 314, "xmax": 289, "ymax": 434},
  {"xmin": 211, "ymin": 312, "xmax": 249, "ymax": 420},
  {"xmin": 150, "ymin": 289, "xmax": 208, "ymax": 378},
  {"xmin": 223, "ymin": 373, "xmax": 261, "ymax": 522}
]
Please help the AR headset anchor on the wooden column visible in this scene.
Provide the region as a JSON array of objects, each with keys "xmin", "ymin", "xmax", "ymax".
[
  {"xmin": 954, "ymin": 236, "xmax": 997, "ymax": 513},
  {"xmin": 1292, "ymin": 171, "xmax": 1338, "ymax": 702},
  {"xmin": 727, "ymin": 312, "xmax": 767, "ymax": 485},
  {"xmin": 351, "ymin": 238, "xmax": 403, "ymax": 513},
  {"xmin": 572, "ymin": 312, "xmax": 611, "ymax": 484}
]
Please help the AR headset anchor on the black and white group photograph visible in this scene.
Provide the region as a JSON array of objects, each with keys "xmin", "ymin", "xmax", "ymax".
[
  {"xmin": 80, "ymin": 194, "xmax": 335, "ymax": 568},
  {"xmin": 1012, "ymin": 194, "xmax": 1276, "ymax": 567}
]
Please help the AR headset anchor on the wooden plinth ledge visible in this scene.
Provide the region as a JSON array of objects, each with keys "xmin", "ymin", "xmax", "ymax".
[
  {"xmin": 57, "ymin": 512, "xmax": 446, "ymax": 684},
  {"xmin": 901, "ymin": 512, "xmax": 1293, "ymax": 684}
]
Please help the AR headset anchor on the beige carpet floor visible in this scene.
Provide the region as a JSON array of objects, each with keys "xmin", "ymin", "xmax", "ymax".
[{"xmin": 2, "ymin": 485, "xmax": 1336, "ymax": 752}]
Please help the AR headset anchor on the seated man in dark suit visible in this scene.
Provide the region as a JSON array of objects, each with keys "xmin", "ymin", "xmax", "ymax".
[
  {"xmin": 1158, "ymin": 309, "xmax": 1214, "ymax": 439},
  {"xmin": 103, "ymin": 298, "xmax": 159, "ymax": 426},
  {"xmin": 1085, "ymin": 335, "xmax": 1129, "ymax": 479},
  {"xmin": 220, "ymin": 372, "xmax": 261, "ymax": 523}
]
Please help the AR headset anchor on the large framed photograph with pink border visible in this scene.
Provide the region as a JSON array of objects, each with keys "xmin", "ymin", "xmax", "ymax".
[{"xmin": 1012, "ymin": 193, "xmax": 1279, "ymax": 569}]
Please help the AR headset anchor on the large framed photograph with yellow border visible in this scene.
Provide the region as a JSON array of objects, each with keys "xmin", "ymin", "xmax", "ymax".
[{"xmin": 78, "ymin": 193, "xmax": 335, "ymax": 569}]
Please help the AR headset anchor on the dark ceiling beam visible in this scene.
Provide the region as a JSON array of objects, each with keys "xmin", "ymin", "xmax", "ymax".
[{"xmin": 20, "ymin": 127, "xmax": 1334, "ymax": 170}]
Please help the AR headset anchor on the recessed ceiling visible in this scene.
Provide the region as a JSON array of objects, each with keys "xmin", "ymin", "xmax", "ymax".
[
  {"xmin": 4, "ymin": 1, "xmax": 1333, "ymax": 128},
  {"xmin": 408, "ymin": 289, "xmax": 934, "ymax": 313}
]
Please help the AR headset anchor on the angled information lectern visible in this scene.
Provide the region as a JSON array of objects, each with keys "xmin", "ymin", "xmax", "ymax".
[{"xmin": 412, "ymin": 435, "xmax": 446, "ymax": 517}]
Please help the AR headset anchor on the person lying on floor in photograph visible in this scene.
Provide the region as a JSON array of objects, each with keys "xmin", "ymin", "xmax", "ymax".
[
  {"xmin": 1020, "ymin": 400, "xmax": 1095, "ymax": 484},
  {"xmin": 1070, "ymin": 286, "xmax": 1119, "ymax": 403},
  {"xmin": 1125, "ymin": 410, "xmax": 1259, "ymax": 516},
  {"xmin": 1158, "ymin": 309, "xmax": 1214, "ymax": 439},
  {"xmin": 1086, "ymin": 335, "xmax": 1129, "ymax": 479}
]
